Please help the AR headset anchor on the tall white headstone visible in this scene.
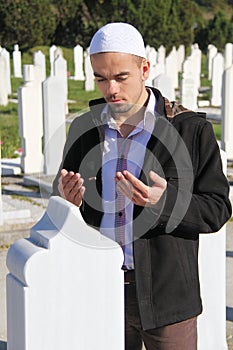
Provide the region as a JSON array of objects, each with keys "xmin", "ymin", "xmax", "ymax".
[
  {"xmin": 153, "ymin": 74, "xmax": 175, "ymax": 101},
  {"xmin": 42, "ymin": 69, "xmax": 67, "ymax": 175},
  {"xmin": 177, "ymin": 45, "xmax": 185, "ymax": 72},
  {"xmin": 198, "ymin": 150, "xmax": 228, "ymax": 350},
  {"xmin": 224, "ymin": 42, "xmax": 233, "ymax": 70},
  {"xmin": 207, "ymin": 44, "xmax": 218, "ymax": 80},
  {"xmin": 146, "ymin": 46, "xmax": 157, "ymax": 87},
  {"xmin": 0, "ymin": 54, "xmax": 8, "ymax": 106},
  {"xmin": 54, "ymin": 55, "xmax": 68, "ymax": 114},
  {"xmin": 18, "ymin": 64, "xmax": 44, "ymax": 174},
  {"xmin": 7, "ymin": 196, "xmax": 124, "ymax": 350},
  {"xmin": 165, "ymin": 47, "xmax": 179, "ymax": 90},
  {"xmin": 49, "ymin": 45, "xmax": 57, "ymax": 76},
  {"xmin": 13, "ymin": 44, "xmax": 22, "ymax": 78},
  {"xmin": 190, "ymin": 43, "xmax": 202, "ymax": 89},
  {"xmin": 84, "ymin": 49, "xmax": 95, "ymax": 91},
  {"xmin": 1, "ymin": 48, "xmax": 11, "ymax": 95},
  {"xmin": 74, "ymin": 44, "xmax": 85, "ymax": 80},
  {"xmin": 180, "ymin": 56, "xmax": 198, "ymax": 110},
  {"xmin": 0, "ymin": 143, "xmax": 3, "ymax": 226},
  {"xmin": 33, "ymin": 50, "xmax": 46, "ymax": 81},
  {"xmin": 221, "ymin": 62, "xmax": 233, "ymax": 159},
  {"xmin": 211, "ymin": 52, "xmax": 224, "ymax": 107}
]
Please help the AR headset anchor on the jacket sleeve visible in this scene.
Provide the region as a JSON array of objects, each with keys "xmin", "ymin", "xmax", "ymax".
[{"xmin": 157, "ymin": 121, "xmax": 232, "ymax": 235}]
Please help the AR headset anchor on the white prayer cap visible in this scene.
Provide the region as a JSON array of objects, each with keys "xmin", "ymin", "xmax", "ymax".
[{"xmin": 90, "ymin": 22, "xmax": 146, "ymax": 58}]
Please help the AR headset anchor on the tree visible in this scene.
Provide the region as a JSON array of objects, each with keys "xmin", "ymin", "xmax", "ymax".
[
  {"xmin": 0, "ymin": 0, "xmax": 56, "ymax": 51},
  {"xmin": 195, "ymin": 10, "xmax": 233, "ymax": 51}
]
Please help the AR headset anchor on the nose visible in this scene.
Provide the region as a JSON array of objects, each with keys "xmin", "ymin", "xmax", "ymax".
[{"xmin": 107, "ymin": 80, "xmax": 120, "ymax": 96}]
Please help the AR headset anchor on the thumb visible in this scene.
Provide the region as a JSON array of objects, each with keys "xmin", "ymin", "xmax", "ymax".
[{"xmin": 149, "ymin": 170, "xmax": 166, "ymax": 187}]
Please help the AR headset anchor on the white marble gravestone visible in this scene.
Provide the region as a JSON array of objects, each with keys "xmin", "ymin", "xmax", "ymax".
[
  {"xmin": 211, "ymin": 52, "xmax": 224, "ymax": 107},
  {"xmin": 42, "ymin": 67, "xmax": 67, "ymax": 175},
  {"xmin": 0, "ymin": 54, "xmax": 8, "ymax": 106},
  {"xmin": 49, "ymin": 45, "xmax": 57, "ymax": 76},
  {"xmin": 0, "ymin": 144, "xmax": 3, "ymax": 226},
  {"xmin": 224, "ymin": 43, "xmax": 233, "ymax": 70},
  {"xmin": 177, "ymin": 44, "xmax": 185, "ymax": 72},
  {"xmin": 198, "ymin": 149, "xmax": 228, "ymax": 350},
  {"xmin": 165, "ymin": 46, "xmax": 179, "ymax": 90},
  {"xmin": 207, "ymin": 44, "xmax": 218, "ymax": 80},
  {"xmin": 190, "ymin": 44, "xmax": 202, "ymax": 89},
  {"xmin": 84, "ymin": 49, "xmax": 95, "ymax": 91},
  {"xmin": 18, "ymin": 65, "xmax": 44, "ymax": 174},
  {"xmin": 1, "ymin": 48, "xmax": 11, "ymax": 95},
  {"xmin": 74, "ymin": 44, "xmax": 85, "ymax": 80},
  {"xmin": 221, "ymin": 62, "xmax": 233, "ymax": 159},
  {"xmin": 54, "ymin": 55, "xmax": 68, "ymax": 114},
  {"xmin": 7, "ymin": 196, "xmax": 124, "ymax": 350},
  {"xmin": 146, "ymin": 46, "xmax": 157, "ymax": 87},
  {"xmin": 33, "ymin": 50, "xmax": 46, "ymax": 81},
  {"xmin": 153, "ymin": 74, "xmax": 175, "ymax": 101},
  {"xmin": 13, "ymin": 44, "xmax": 22, "ymax": 78},
  {"xmin": 180, "ymin": 56, "xmax": 198, "ymax": 110}
]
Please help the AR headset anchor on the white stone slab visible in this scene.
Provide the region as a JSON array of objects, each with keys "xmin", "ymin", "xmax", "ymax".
[
  {"xmin": 0, "ymin": 144, "xmax": 3, "ymax": 226},
  {"xmin": 165, "ymin": 46, "xmax": 179, "ymax": 90},
  {"xmin": 0, "ymin": 54, "xmax": 8, "ymax": 106},
  {"xmin": 1, "ymin": 48, "xmax": 12, "ymax": 95},
  {"xmin": 49, "ymin": 45, "xmax": 57, "ymax": 76},
  {"xmin": 74, "ymin": 44, "xmax": 85, "ymax": 80},
  {"xmin": 13, "ymin": 44, "xmax": 22, "ymax": 78},
  {"xmin": 146, "ymin": 46, "xmax": 157, "ymax": 87},
  {"xmin": 221, "ymin": 63, "xmax": 233, "ymax": 159},
  {"xmin": 84, "ymin": 48, "xmax": 95, "ymax": 91},
  {"xmin": 18, "ymin": 65, "xmax": 44, "ymax": 174},
  {"xmin": 224, "ymin": 43, "xmax": 233, "ymax": 70},
  {"xmin": 207, "ymin": 44, "xmax": 218, "ymax": 80},
  {"xmin": 153, "ymin": 74, "xmax": 175, "ymax": 101},
  {"xmin": 42, "ymin": 74, "xmax": 66, "ymax": 175},
  {"xmin": 33, "ymin": 50, "xmax": 46, "ymax": 81},
  {"xmin": 180, "ymin": 56, "xmax": 199, "ymax": 110},
  {"xmin": 211, "ymin": 52, "xmax": 224, "ymax": 107},
  {"xmin": 7, "ymin": 196, "xmax": 124, "ymax": 350},
  {"xmin": 198, "ymin": 150, "xmax": 228, "ymax": 350}
]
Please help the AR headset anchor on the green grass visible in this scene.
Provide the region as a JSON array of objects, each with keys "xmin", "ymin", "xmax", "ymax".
[{"xmin": 212, "ymin": 123, "xmax": 221, "ymax": 140}]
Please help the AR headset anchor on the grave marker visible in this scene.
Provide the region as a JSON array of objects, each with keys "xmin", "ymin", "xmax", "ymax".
[
  {"xmin": 74, "ymin": 44, "xmax": 85, "ymax": 80},
  {"xmin": 1, "ymin": 48, "xmax": 12, "ymax": 95},
  {"xmin": 221, "ymin": 61, "xmax": 233, "ymax": 159},
  {"xmin": 207, "ymin": 44, "xmax": 218, "ymax": 80},
  {"xmin": 0, "ymin": 54, "xmax": 8, "ymax": 106},
  {"xmin": 33, "ymin": 50, "xmax": 46, "ymax": 81},
  {"xmin": 165, "ymin": 46, "xmax": 179, "ymax": 90},
  {"xmin": 180, "ymin": 56, "xmax": 198, "ymax": 110},
  {"xmin": 42, "ymin": 65, "xmax": 67, "ymax": 175},
  {"xmin": 13, "ymin": 44, "xmax": 22, "ymax": 78},
  {"xmin": 7, "ymin": 196, "xmax": 124, "ymax": 350},
  {"xmin": 153, "ymin": 74, "xmax": 175, "ymax": 101},
  {"xmin": 211, "ymin": 52, "xmax": 224, "ymax": 107},
  {"xmin": 198, "ymin": 150, "xmax": 228, "ymax": 349},
  {"xmin": 84, "ymin": 49, "xmax": 95, "ymax": 91},
  {"xmin": 18, "ymin": 65, "xmax": 44, "ymax": 174}
]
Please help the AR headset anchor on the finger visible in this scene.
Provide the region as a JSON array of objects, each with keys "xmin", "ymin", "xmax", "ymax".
[
  {"xmin": 63, "ymin": 173, "xmax": 81, "ymax": 192},
  {"xmin": 149, "ymin": 170, "xmax": 167, "ymax": 189},
  {"xmin": 122, "ymin": 170, "xmax": 148, "ymax": 198}
]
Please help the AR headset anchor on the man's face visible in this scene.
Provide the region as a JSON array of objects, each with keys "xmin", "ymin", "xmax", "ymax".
[{"xmin": 90, "ymin": 52, "xmax": 150, "ymax": 116}]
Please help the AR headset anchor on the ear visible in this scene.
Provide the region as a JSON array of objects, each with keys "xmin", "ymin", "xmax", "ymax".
[{"xmin": 141, "ymin": 59, "xmax": 150, "ymax": 81}]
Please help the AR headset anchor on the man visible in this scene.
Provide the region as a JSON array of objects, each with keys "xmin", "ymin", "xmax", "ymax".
[{"xmin": 53, "ymin": 23, "xmax": 232, "ymax": 350}]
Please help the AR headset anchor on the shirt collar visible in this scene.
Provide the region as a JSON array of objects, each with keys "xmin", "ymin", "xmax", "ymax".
[{"xmin": 100, "ymin": 88, "xmax": 156, "ymax": 133}]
